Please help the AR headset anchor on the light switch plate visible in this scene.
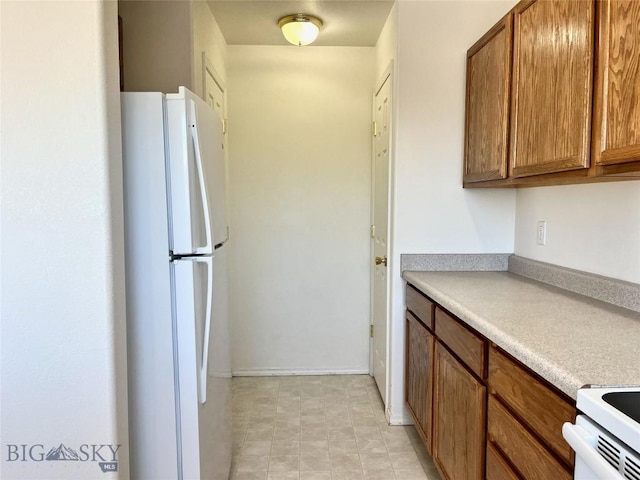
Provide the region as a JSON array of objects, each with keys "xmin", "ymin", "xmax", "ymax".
[{"xmin": 537, "ymin": 221, "xmax": 547, "ymax": 245}]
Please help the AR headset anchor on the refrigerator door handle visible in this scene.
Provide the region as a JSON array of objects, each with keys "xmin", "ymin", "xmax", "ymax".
[
  {"xmin": 199, "ymin": 256, "xmax": 213, "ymax": 404},
  {"xmin": 190, "ymin": 100, "xmax": 213, "ymax": 255}
]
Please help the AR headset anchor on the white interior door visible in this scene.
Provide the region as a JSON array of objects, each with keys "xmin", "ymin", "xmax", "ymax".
[
  {"xmin": 203, "ymin": 52, "xmax": 225, "ymax": 120},
  {"xmin": 371, "ymin": 70, "xmax": 392, "ymax": 406}
]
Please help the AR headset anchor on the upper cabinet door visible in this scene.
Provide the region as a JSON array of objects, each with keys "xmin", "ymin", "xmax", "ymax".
[
  {"xmin": 593, "ymin": 0, "xmax": 640, "ymax": 168},
  {"xmin": 464, "ymin": 14, "xmax": 513, "ymax": 184},
  {"xmin": 510, "ymin": 0, "xmax": 595, "ymax": 178}
]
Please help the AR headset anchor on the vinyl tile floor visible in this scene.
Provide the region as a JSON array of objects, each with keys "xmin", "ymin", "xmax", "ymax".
[{"xmin": 231, "ymin": 375, "xmax": 442, "ymax": 480}]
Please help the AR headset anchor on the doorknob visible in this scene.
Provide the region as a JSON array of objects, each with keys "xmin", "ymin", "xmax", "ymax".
[{"xmin": 375, "ymin": 256, "xmax": 387, "ymax": 266}]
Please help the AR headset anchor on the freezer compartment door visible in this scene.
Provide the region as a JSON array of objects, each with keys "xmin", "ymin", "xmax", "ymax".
[{"xmin": 166, "ymin": 88, "xmax": 228, "ymax": 256}]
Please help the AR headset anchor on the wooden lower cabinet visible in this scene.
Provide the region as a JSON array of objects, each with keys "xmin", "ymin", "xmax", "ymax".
[
  {"xmin": 405, "ymin": 312, "xmax": 434, "ymax": 452},
  {"xmin": 433, "ymin": 343, "xmax": 486, "ymax": 480},
  {"xmin": 487, "ymin": 396, "xmax": 572, "ymax": 480},
  {"xmin": 404, "ymin": 284, "xmax": 575, "ymax": 480},
  {"xmin": 488, "ymin": 346, "xmax": 575, "ymax": 465}
]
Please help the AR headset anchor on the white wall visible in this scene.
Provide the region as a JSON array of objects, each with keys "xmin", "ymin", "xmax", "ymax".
[
  {"xmin": 227, "ymin": 46, "xmax": 374, "ymax": 375},
  {"xmin": 1, "ymin": 1, "xmax": 129, "ymax": 478},
  {"xmin": 375, "ymin": 3, "xmax": 397, "ymax": 82},
  {"xmin": 119, "ymin": 0, "xmax": 193, "ymax": 93},
  {"xmin": 515, "ymin": 183, "xmax": 640, "ymax": 283},
  {"xmin": 387, "ymin": 0, "xmax": 517, "ymax": 423}
]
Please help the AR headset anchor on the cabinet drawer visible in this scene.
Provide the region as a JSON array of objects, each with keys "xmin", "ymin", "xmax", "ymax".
[
  {"xmin": 406, "ymin": 284, "xmax": 434, "ymax": 330},
  {"xmin": 488, "ymin": 396, "xmax": 572, "ymax": 480},
  {"xmin": 435, "ymin": 307, "xmax": 486, "ymax": 378},
  {"xmin": 486, "ymin": 442, "xmax": 519, "ymax": 480},
  {"xmin": 488, "ymin": 346, "xmax": 575, "ymax": 465}
]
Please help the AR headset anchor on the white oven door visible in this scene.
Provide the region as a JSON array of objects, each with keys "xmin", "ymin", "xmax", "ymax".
[{"xmin": 563, "ymin": 415, "xmax": 639, "ymax": 480}]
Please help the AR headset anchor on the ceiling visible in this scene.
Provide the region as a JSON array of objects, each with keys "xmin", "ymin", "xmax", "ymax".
[{"xmin": 206, "ymin": 1, "xmax": 395, "ymax": 47}]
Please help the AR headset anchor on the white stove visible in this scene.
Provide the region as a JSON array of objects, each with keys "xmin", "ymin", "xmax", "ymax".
[{"xmin": 563, "ymin": 386, "xmax": 640, "ymax": 480}]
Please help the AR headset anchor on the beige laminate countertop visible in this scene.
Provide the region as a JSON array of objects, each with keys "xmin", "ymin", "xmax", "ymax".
[{"xmin": 402, "ymin": 271, "xmax": 640, "ymax": 400}]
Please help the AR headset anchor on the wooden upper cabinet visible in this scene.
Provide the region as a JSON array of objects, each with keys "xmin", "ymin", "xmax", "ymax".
[
  {"xmin": 510, "ymin": 0, "xmax": 595, "ymax": 177},
  {"xmin": 593, "ymin": 0, "xmax": 640, "ymax": 171},
  {"xmin": 464, "ymin": 14, "xmax": 513, "ymax": 184}
]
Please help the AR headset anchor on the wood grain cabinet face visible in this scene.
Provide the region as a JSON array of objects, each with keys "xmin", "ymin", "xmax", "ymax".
[
  {"xmin": 406, "ymin": 285, "xmax": 435, "ymax": 330},
  {"xmin": 510, "ymin": 0, "xmax": 594, "ymax": 177},
  {"xmin": 405, "ymin": 312, "xmax": 435, "ymax": 453},
  {"xmin": 435, "ymin": 307, "xmax": 486, "ymax": 379},
  {"xmin": 404, "ymin": 285, "xmax": 577, "ymax": 480},
  {"xmin": 433, "ymin": 343, "xmax": 486, "ymax": 480},
  {"xmin": 464, "ymin": 14, "xmax": 513, "ymax": 184},
  {"xmin": 593, "ymin": 0, "xmax": 640, "ymax": 171},
  {"xmin": 488, "ymin": 346, "xmax": 576, "ymax": 465},
  {"xmin": 488, "ymin": 396, "xmax": 572, "ymax": 480},
  {"xmin": 486, "ymin": 442, "xmax": 520, "ymax": 480}
]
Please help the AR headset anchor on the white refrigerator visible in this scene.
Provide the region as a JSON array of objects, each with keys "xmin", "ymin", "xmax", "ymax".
[{"xmin": 121, "ymin": 87, "xmax": 231, "ymax": 480}]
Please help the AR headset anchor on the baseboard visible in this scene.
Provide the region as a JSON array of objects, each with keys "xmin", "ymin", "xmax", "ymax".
[
  {"xmin": 232, "ymin": 368, "xmax": 371, "ymax": 377},
  {"xmin": 388, "ymin": 411, "xmax": 415, "ymax": 426}
]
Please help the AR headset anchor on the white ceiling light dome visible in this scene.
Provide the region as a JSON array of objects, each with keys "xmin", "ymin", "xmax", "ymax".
[{"xmin": 278, "ymin": 14, "xmax": 323, "ymax": 46}]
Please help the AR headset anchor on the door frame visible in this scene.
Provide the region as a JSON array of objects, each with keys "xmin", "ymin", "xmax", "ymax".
[{"xmin": 369, "ymin": 61, "xmax": 394, "ymax": 410}]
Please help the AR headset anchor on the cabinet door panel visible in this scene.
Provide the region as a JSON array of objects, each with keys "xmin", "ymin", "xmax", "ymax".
[
  {"xmin": 433, "ymin": 343, "xmax": 485, "ymax": 480},
  {"xmin": 464, "ymin": 14, "xmax": 513, "ymax": 183},
  {"xmin": 593, "ymin": 0, "xmax": 640, "ymax": 166},
  {"xmin": 406, "ymin": 313, "xmax": 434, "ymax": 453},
  {"xmin": 510, "ymin": 0, "xmax": 594, "ymax": 177}
]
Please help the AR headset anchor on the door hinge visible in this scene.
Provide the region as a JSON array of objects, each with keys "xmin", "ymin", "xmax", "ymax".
[
  {"xmin": 370, "ymin": 224, "xmax": 376, "ymax": 238},
  {"xmin": 373, "ymin": 121, "xmax": 378, "ymax": 137},
  {"xmin": 223, "ymin": 118, "xmax": 228, "ymax": 134},
  {"xmin": 370, "ymin": 325, "xmax": 374, "ymax": 338}
]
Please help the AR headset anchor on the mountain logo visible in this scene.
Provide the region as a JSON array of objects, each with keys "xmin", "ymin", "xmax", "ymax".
[
  {"xmin": 45, "ymin": 444, "xmax": 79, "ymax": 461},
  {"xmin": 6, "ymin": 442, "xmax": 120, "ymax": 473}
]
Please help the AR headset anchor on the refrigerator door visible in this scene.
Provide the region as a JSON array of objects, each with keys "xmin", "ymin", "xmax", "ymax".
[
  {"xmin": 173, "ymin": 253, "xmax": 231, "ymax": 480},
  {"xmin": 166, "ymin": 87, "xmax": 228, "ymax": 256}
]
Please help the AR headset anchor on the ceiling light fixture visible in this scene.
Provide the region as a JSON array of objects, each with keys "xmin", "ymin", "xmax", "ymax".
[{"xmin": 278, "ymin": 14, "xmax": 323, "ymax": 46}]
